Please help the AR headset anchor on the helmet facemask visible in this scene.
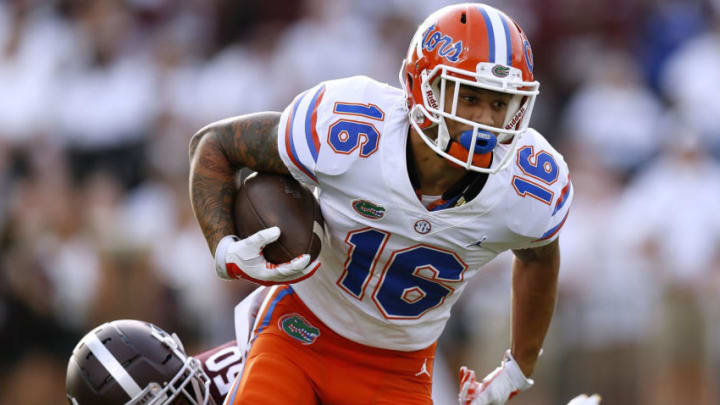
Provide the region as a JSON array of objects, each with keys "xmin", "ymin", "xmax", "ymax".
[
  {"xmin": 126, "ymin": 326, "xmax": 211, "ymax": 405},
  {"xmin": 404, "ymin": 61, "xmax": 539, "ymax": 173}
]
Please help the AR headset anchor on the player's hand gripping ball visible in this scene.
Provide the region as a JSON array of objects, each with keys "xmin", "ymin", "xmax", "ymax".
[
  {"xmin": 235, "ymin": 173, "xmax": 323, "ymax": 264},
  {"xmin": 214, "ymin": 173, "xmax": 324, "ymax": 286}
]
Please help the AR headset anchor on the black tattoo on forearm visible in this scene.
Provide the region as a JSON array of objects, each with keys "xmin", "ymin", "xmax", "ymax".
[{"xmin": 188, "ymin": 112, "xmax": 287, "ymax": 253}]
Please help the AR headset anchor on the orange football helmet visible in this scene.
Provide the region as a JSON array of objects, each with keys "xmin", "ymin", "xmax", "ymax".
[{"xmin": 400, "ymin": 3, "xmax": 540, "ymax": 173}]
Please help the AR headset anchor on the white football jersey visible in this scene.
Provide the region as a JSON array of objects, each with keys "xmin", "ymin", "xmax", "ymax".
[{"xmin": 277, "ymin": 76, "xmax": 572, "ymax": 351}]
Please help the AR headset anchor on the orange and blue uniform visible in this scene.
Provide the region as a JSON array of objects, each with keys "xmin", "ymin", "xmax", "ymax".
[{"xmin": 223, "ymin": 285, "xmax": 435, "ymax": 405}]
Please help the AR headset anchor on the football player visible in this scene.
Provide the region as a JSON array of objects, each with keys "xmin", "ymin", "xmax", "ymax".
[
  {"xmin": 65, "ymin": 288, "xmax": 269, "ymax": 405},
  {"xmin": 65, "ymin": 314, "xmax": 600, "ymax": 405},
  {"xmin": 65, "ymin": 319, "xmax": 243, "ymax": 405},
  {"xmin": 189, "ymin": 3, "xmax": 573, "ymax": 405}
]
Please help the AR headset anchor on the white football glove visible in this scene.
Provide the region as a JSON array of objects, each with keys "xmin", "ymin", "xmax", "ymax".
[
  {"xmin": 566, "ymin": 394, "xmax": 601, "ymax": 405},
  {"xmin": 214, "ymin": 228, "xmax": 320, "ymax": 286},
  {"xmin": 458, "ymin": 350, "xmax": 533, "ymax": 405}
]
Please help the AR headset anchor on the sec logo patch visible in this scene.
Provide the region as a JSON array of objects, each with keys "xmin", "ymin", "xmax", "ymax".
[{"xmin": 414, "ymin": 219, "xmax": 432, "ymax": 234}]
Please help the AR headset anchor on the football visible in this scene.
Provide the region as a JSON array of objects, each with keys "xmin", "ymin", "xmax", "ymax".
[{"xmin": 234, "ymin": 173, "xmax": 323, "ymax": 264}]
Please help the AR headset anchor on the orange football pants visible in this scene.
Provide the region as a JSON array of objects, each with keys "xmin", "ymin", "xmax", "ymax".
[{"xmin": 224, "ymin": 285, "xmax": 436, "ymax": 405}]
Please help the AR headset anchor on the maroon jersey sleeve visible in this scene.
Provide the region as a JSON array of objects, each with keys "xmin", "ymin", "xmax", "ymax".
[{"xmin": 194, "ymin": 340, "xmax": 242, "ymax": 403}]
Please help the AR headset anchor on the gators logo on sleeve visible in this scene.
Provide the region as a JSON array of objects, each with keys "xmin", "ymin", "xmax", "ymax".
[{"xmin": 278, "ymin": 314, "xmax": 320, "ymax": 345}]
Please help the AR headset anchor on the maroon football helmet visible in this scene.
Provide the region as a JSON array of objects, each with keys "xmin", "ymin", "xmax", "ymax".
[{"xmin": 66, "ymin": 319, "xmax": 212, "ymax": 405}]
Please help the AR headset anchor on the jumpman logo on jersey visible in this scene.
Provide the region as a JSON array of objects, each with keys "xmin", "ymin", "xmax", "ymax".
[
  {"xmin": 465, "ymin": 235, "xmax": 487, "ymax": 248},
  {"xmin": 415, "ymin": 358, "xmax": 431, "ymax": 377}
]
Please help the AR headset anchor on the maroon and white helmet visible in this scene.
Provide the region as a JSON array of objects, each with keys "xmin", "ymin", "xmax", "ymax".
[{"xmin": 66, "ymin": 319, "xmax": 212, "ymax": 405}]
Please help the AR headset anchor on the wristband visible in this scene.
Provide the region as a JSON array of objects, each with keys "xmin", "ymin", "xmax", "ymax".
[
  {"xmin": 503, "ymin": 350, "xmax": 534, "ymax": 391},
  {"xmin": 214, "ymin": 235, "xmax": 239, "ymax": 279}
]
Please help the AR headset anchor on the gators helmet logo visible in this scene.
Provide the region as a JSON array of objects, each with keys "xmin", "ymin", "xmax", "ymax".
[
  {"xmin": 421, "ymin": 24, "xmax": 463, "ymax": 63},
  {"xmin": 491, "ymin": 64, "xmax": 510, "ymax": 78}
]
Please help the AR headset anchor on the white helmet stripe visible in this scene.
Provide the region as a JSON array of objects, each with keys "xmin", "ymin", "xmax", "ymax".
[
  {"xmin": 477, "ymin": 5, "xmax": 512, "ymax": 66},
  {"xmin": 84, "ymin": 332, "xmax": 143, "ymax": 398}
]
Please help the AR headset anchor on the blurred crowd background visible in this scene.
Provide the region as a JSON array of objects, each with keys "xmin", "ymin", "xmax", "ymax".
[{"xmin": 1, "ymin": 0, "xmax": 719, "ymax": 404}]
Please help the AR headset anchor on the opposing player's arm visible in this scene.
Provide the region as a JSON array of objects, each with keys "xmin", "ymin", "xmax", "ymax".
[
  {"xmin": 189, "ymin": 112, "xmax": 288, "ymax": 253},
  {"xmin": 509, "ymin": 238, "xmax": 560, "ymax": 377}
]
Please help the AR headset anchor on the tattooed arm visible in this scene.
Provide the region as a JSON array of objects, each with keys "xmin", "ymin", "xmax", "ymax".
[{"xmin": 188, "ymin": 112, "xmax": 288, "ymax": 254}]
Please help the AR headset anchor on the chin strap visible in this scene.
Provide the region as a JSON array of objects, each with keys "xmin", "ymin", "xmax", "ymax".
[{"xmin": 444, "ymin": 139, "xmax": 492, "ymax": 170}]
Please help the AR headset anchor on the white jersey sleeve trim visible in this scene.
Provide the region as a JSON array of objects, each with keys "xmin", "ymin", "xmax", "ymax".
[
  {"xmin": 534, "ymin": 176, "xmax": 573, "ymax": 243},
  {"xmin": 277, "ymin": 84, "xmax": 327, "ymax": 185}
]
